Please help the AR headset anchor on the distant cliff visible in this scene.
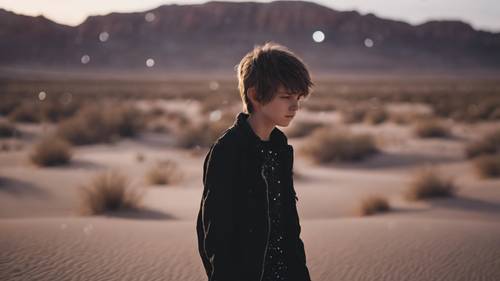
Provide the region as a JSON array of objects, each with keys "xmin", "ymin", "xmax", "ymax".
[{"xmin": 1, "ymin": 1, "xmax": 499, "ymax": 74}]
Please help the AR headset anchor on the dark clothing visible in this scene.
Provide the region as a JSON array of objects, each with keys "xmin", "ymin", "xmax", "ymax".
[
  {"xmin": 196, "ymin": 112, "xmax": 311, "ymax": 281},
  {"xmin": 260, "ymin": 140, "xmax": 289, "ymax": 281}
]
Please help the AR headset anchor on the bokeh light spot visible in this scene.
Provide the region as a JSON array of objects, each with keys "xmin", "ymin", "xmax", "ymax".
[
  {"xmin": 38, "ymin": 91, "xmax": 46, "ymax": 101},
  {"xmin": 364, "ymin": 38, "xmax": 374, "ymax": 48},
  {"xmin": 145, "ymin": 12, "xmax": 156, "ymax": 22},
  {"xmin": 312, "ymin": 31, "xmax": 325, "ymax": 43},
  {"xmin": 146, "ymin": 58, "xmax": 155, "ymax": 67},
  {"xmin": 81, "ymin": 54, "xmax": 90, "ymax": 64},
  {"xmin": 99, "ymin": 31, "xmax": 109, "ymax": 42},
  {"xmin": 209, "ymin": 81, "xmax": 220, "ymax": 91},
  {"xmin": 209, "ymin": 110, "xmax": 222, "ymax": 122}
]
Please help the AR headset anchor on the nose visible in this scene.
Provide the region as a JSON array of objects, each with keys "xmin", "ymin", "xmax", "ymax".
[{"xmin": 290, "ymin": 98, "xmax": 299, "ymax": 112}]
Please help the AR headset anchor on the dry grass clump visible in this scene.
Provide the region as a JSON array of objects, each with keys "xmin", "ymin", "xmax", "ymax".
[
  {"xmin": 0, "ymin": 121, "xmax": 18, "ymax": 138},
  {"xmin": 30, "ymin": 136, "xmax": 72, "ymax": 166},
  {"xmin": 474, "ymin": 154, "xmax": 500, "ymax": 178},
  {"xmin": 465, "ymin": 130, "xmax": 500, "ymax": 159},
  {"xmin": 136, "ymin": 152, "xmax": 145, "ymax": 162},
  {"xmin": 78, "ymin": 170, "xmax": 143, "ymax": 215},
  {"xmin": 340, "ymin": 106, "xmax": 366, "ymax": 123},
  {"xmin": 0, "ymin": 98, "xmax": 20, "ymax": 116},
  {"xmin": 432, "ymin": 98, "xmax": 500, "ymax": 122},
  {"xmin": 39, "ymin": 98, "xmax": 81, "ymax": 122},
  {"xmin": 57, "ymin": 104, "xmax": 144, "ymax": 145},
  {"xmin": 404, "ymin": 168, "xmax": 456, "ymax": 201},
  {"xmin": 8, "ymin": 102, "xmax": 41, "ymax": 123},
  {"xmin": 146, "ymin": 160, "xmax": 183, "ymax": 185},
  {"xmin": 286, "ymin": 120, "xmax": 324, "ymax": 138},
  {"xmin": 0, "ymin": 140, "xmax": 23, "ymax": 152},
  {"xmin": 357, "ymin": 195, "xmax": 391, "ymax": 216},
  {"xmin": 340, "ymin": 104, "xmax": 388, "ymax": 125},
  {"xmin": 301, "ymin": 127, "xmax": 379, "ymax": 164},
  {"xmin": 413, "ymin": 119, "xmax": 451, "ymax": 138},
  {"xmin": 176, "ymin": 111, "xmax": 234, "ymax": 149},
  {"xmin": 300, "ymin": 99, "xmax": 338, "ymax": 112},
  {"xmin": 364, "ymin": 108, "xmax": 388, "ymax": 125}
]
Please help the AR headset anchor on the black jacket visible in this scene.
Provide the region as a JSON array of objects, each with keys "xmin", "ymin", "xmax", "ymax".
[{"xmin": 196, "ymin": 112, "xmax": 311, "ymax": 281}]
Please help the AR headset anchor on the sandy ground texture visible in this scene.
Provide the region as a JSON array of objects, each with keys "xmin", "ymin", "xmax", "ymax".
[{"xmin": 1, "ymin": 107, "xmax": 500, "ymax": 281}]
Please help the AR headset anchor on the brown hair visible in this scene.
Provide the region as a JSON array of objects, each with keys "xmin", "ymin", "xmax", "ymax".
[{"xmin": 236, "ymin": 42, "xmax": 313, "ymax": 113}]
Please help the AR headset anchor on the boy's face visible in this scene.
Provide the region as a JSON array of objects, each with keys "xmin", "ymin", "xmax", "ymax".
[{"xmin": 252, "ymin": 85, "xmax": 303, "ymax": 127}]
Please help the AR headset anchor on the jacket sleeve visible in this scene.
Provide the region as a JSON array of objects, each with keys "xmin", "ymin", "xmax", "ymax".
[{"xmin": 200, "ymin": 141, "xmax": 238, "ymax": 281}]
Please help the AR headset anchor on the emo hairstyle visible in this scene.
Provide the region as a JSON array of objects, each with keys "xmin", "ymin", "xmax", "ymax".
[{"xmin": 236, "ymin": 42, "xmax": 313, "ymax": 114}]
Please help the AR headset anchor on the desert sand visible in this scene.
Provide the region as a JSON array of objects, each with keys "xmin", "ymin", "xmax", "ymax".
[{"xmin": 1, "ymin": 104, "xmax": 500, "ymax": 281}]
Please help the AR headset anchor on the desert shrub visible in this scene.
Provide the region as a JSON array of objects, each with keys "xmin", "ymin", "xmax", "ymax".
[
  {"xmin": 136, "ymin": 152, "xmax": 145, "ymax": 162},
  {"xmin": 301, "ymin": 127, "xmax": 379, "ymax": 163},
  {"xmin": 176, "ymin": 111, "xmax": 234, "ymax": 149},
  {"xmin": 357, "ymin": 195, "xmax": 391, "ymax": 216},
  {"xmin": 340, "ymin": 104, "xmax": 388, "ymax": 125},
  {"xmin": 39, "ymin": 99, "xmax": 81, "ymax": 122},
  {"xmin": 30, "ymin": 136, "xmax": 72, "ymax": 166},
  {"xmin": 147, "ymin": 106, "xmax": 166, "ymax": 118},
  {"xmin": 433, "ymin": 98, "xmax": 500, "ymax": 122},
  {"xmin": 465, "ymin": 130, "xmax": 500, "ymax": 159},
  {"xmin": 340, "ymin": 106, "xmax": 366, "ymax": 123},
  {"xmin": 57, "ymin": 104, "xmax": 144, "ymax": 145},
  {"xmin": 0, "ymin": 121, "xmax": 18, "ymax": 138},
  {"xmin": 474, "ymin": 154, "xmax": 500, "ymax": 178},
  {"xmin": 8, "ymin": 102, "xmax": 41, "ymax": 123},
  {"xmin": 301, "ymin": 99, "xmax": 337, "ymax": 112},
  {"xmin": 78, "ymin": 170, "xmax": 143, "ymax": 215},
  {"xmin": 364, "ymin": 108, "xmax": 388, "ymax": 125},
  {"xmin": 0, "ymin": 98, "xmax": 20, "ymax": 116},
  {"xmin": 146, "ymin": 160, "xmax": 183, "ymax": 185},
  {"xmin": 286, "ymin": 120, "xmax": 324, "ymax": 138},
  {"xmin": 413, "ymin": 119, "xmax": 450, "ymax": 138},
  {"xmin": 404, "ymin": 168, "xmax": 456, "ymax": 201}
]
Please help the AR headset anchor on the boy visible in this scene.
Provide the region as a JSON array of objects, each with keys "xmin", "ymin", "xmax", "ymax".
[{"xmin": 196, "ymin": 42, "xmax": 313, "ymax": 281}]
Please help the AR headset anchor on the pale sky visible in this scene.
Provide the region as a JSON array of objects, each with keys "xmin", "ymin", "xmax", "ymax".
[{"xmin": 1, "ymin": 0, "xmax": 499, "ymax": 32}]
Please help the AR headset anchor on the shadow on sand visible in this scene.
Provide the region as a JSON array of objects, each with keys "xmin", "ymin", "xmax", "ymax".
[{"xmin": 0, "ymin": 176, "xmax": 51, "ymax": 199}]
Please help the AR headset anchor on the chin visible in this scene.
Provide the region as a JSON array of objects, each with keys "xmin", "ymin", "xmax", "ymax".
[{"xmin": 277, "ymin": 119, "xmax": 293, "ymax": 127}]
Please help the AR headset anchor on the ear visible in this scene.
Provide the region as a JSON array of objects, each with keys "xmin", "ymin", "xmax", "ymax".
[{"xmin": 247, "ymin": 87, "xmax": 260, "ymax": 110}]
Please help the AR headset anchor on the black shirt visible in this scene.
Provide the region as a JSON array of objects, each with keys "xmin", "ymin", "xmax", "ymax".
[{"xmin": 260, "ymin": 139, "xmax": 289, "ymax": 281}]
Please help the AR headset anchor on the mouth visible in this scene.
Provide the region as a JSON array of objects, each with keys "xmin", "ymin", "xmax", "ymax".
[{"xmin": 285, "ymin": 115, "xmax": 295, "ymax": 118}]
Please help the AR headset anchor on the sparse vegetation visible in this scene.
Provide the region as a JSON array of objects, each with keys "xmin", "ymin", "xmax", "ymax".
[
  {"xmin": 474, "ymin": 154, "xmax": 500, "ymax": 178},
  {"xmin": 465, "ymin": 130, "xmax": 500, "ymax": 159},
  {"xmin": 404, "ymin": 168, "xmax": 456, "ymax": 201},
  {"xmin": 364, "ymin": 108, "xmax": 388, "ymax": 125},
  {"xmin": 146, "ymin": 160, "xmax": 183, "ymax": 185},
  {"xmin": 8, "ymin": 102, "xmax": 41, "ymax": 123},
  {"xmin": 357, "ymin": 195, "xmax": 391, "ymax": 216},
  {"xmin": 176, "ymin": 111, "xmax": 234, "ymax": 149},
  {"xmin": 136, "ymin": 152, "xmax": 145, "ymax": 162},
  {"xmin": 340, "ymin": 106, "xmax": 366, "ymax": 124},
  {"xmin": 30, "ymin": 136, "xmax": 72, "ymax": 166},
  {"xmin": 286, "ymin": 120, "xmax": 324, "ymax": 138},
  {"xmin": 57, "ymin": 104, "xmax": 145, "ymax": 145},
  {"xmin": 0, "ymin": 121, "xmax": 17, "ymax": 138},
  {"xmin": 79, "ymin": 170, "xmax": 143, "ymax": 215},
  {"xmin": 413, "ymin": 119, "xmax": 451, "ymax": 138},
  {"xmin": 301, "ymin": 127, "xmax": 378, "ymax": 163}
]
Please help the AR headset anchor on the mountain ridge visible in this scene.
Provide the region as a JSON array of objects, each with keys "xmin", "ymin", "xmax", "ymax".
[{"xmin": 1, "ymin": 1, "xmax": 499, "ymax": 75}]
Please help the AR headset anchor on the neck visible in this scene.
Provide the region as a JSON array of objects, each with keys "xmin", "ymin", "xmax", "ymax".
[{"xmin": 246, "ymin": 112, "xmax": 275, "ymax": 141}]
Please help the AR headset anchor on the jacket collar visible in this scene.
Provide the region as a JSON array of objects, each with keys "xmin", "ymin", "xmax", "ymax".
[{"xmin": 233, "ymin": 112, "xmax": 288, "ymax": 148}]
